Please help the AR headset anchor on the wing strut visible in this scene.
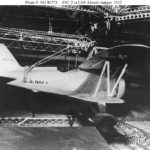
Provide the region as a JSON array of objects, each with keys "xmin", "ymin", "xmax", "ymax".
[{"xmin": 92, "ymin": 61, "xmax": 127, "ymax": 98}]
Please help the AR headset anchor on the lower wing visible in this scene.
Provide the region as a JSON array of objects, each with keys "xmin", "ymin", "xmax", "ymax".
[{"xmin": 7, "ymin": 79, "xmax": 124, "ymax": 104}]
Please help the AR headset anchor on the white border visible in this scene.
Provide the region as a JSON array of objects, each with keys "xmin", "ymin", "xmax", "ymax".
[{"xmin": 0, "ymin": 0, "xmax": 150, "ymax": 6}]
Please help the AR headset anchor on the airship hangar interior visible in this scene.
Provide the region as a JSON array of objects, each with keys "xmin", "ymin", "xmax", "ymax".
[{"xmin": 0, "ymin": 5, "xmax": 150, "ymax": 150}]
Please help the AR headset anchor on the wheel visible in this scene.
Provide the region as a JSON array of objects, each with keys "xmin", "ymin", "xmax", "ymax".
[
  {"xmin": 96, "ymin": 117, "xmax": 116, "ymax": 132},
  {"xmin": 78, "ymin": 37, "xmax": 92, "ymax": 51}
]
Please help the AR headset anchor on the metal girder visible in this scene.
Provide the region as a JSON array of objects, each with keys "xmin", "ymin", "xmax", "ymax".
[
  {"xmin": 115, "ymin": 6, "xmax": 150, "ymax": 22},
  {"xmin": 118, "ymin": 5, "xmax": 150, "ymax": 15},
  {"xmin": 0, "ymin": 27, "xmax": 93, "ymax": 52},
  {"xmin": 115, "ymin": 11, "xmax": 150, "ymax": 22},
  {"xmin": 51, "ymin": 6, "xmax": 111, "ymax": 17},
  {"xmin": 0, "ymin": 116, "xmax": 79, "ymax": 127}
]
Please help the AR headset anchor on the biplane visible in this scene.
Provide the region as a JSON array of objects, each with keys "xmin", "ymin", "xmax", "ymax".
[{"xmin": 0, "ymin": 43, "xmax": 130, "ymax": 130}]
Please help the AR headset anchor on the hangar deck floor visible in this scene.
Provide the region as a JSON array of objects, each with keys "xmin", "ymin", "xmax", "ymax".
[
  {"xmin": 126, "ymin": 121, "xmax": 150, "ymax": 134},
  {"xmin": 0, "ymin": 127, "xmax": 111, "ymax": 150}
]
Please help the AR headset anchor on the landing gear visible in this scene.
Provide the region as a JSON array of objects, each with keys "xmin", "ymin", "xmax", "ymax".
[
  {"xmin": 96, "ymin": 116, "xmax": 116, "ymax": 132},
  {"xmin": 89, "ymin": 103, "xmax": 117, "ymax": 132},
  {"xmin": 90, "ymin": 113, "xmax": 117, "ymax": 132}
]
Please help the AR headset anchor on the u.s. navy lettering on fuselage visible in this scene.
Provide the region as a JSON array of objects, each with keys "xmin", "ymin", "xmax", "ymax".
[{"xmin": 24, "ymin": 79, "xmax": 48, "ymax": 85}]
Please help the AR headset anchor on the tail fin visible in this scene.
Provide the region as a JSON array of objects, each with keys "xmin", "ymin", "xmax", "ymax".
[{"xmin": 0, "ymin": 44, "xmax": 22, "ymax": 73}]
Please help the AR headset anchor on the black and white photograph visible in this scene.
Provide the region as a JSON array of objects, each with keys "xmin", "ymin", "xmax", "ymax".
[{"xmin": 0, "ymin": 4, "xmax": 150, "ymax": 150}]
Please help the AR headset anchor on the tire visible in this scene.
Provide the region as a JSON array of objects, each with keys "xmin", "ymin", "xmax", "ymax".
[{"xmin": 96, "ymin": 117, "xmax": 115, "ymax": 132}]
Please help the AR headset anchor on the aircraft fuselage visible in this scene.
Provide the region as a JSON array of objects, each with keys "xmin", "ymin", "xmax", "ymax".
[{"xmin": 7, "ymin": 67, "xmax": 97, "ymax": 95}]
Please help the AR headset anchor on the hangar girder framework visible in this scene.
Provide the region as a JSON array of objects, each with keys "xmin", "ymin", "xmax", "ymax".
[
  {"xmin": 58, "ymin": 5, "xmax": 150, "ymax": 23},
  {"xmin": 0, "ymin": 27, "xmax": 93, "ymax": 52},
  {"xmin": 48, "ymin": 5, "xmax": 111, "ymax": 17},
  {"xmin": 115, "ymin": 11, "xmax": 150, "ymax": 22},
  {"xmin": 114, "ymin": 5, "xmax": 150, "ymax": 22},
  {"xmin": 0, "ymin": 116, "xmax": 79, "ymax": 127}
]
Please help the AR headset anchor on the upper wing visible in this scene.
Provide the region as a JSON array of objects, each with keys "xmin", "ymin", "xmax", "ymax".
[{"xmin": 80, "ymin": 44, "xmax": 150, "ymax": 78}]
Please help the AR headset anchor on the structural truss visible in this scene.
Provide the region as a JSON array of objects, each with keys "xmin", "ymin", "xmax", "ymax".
[
  {"xmin": 0, "ymin": 27, "xmax": 93, "ymax": 52},
  {"xmin": 115, "ymin": 5, "xmax": 150, "ymax": 22}
]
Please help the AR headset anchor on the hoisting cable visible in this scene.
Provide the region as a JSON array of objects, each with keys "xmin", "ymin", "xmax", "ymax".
[{"xmin": 23, "ymin": 46, "xmax": 70, "ymax": 82}]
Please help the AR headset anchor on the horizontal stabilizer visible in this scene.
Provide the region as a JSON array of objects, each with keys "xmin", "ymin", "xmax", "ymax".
[{"xmin": 0, "ymin": 44, "xmax": 22, "ymax": 73}]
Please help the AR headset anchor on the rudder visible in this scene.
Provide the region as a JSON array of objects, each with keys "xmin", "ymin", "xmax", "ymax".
[{"xmin": 0, "ymin": 44, "xmax": 22, "ymax": 73}]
